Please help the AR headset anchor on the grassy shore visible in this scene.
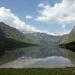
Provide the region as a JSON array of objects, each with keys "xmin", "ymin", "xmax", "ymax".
[{"xmin": 0, "ymin": 68, "xmax": 75, "ymax": 75}]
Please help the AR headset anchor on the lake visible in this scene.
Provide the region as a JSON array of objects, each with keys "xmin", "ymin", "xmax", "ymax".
[{"xmin": 0, "ymin": 47, "xmax": 75, "ymax": 68}]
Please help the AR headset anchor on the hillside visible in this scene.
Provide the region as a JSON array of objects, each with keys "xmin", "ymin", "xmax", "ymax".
[
  {"xmin": 63, "ymin": 27, "xmax": 75, "ymax": 43},
  {"xmin": 0, "ymin": 22, "xmax": 29, "ymax": 41},
  {"xmin": 0, "ymin": 22, "xmax": 37, "ymax": 55},
  {"xmin": 59, "ymin": 26, "xmax": 75, "ymax": 51}
]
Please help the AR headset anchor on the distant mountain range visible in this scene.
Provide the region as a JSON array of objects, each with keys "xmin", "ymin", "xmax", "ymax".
[{"xmin": 24, "ymin": 32, "xmax": 66, "ymax": 46}]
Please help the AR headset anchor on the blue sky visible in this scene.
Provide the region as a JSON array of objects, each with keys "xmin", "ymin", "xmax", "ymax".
[{"xmin": 0, "ymin": 0, "xmax": 74, "ymax": 35}]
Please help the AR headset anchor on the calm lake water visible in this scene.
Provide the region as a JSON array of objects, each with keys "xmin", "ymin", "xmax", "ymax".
[{"xmin": 0, "ymin": 47, "xmax": 75, "ymax": 68}]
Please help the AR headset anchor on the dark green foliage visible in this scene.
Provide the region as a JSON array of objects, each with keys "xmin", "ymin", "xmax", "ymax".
[
  {"xmin": 59, "ymin": 41, "xmax": 75, "ymax": 52},
  {"xmin": 0, "ymin": 37, "xmax": 36, "ymax": 50},
  {"xmin": 0, "ymin": 36, "xmax": 37, "ymax": 56},
  {"xmin": 0, "ymin": 68, "xmax": 75, "ymax": 75}
]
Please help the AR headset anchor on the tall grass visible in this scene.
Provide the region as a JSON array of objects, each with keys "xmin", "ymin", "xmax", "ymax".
[{"xmin": 0, "ymin": 68, "xmax": 75, "ymax": 75}]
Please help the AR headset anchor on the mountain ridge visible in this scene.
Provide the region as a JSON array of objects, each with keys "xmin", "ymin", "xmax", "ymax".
[{"xmin": 59, "ymin": 26, "xmax": 75, "ymax": 51}]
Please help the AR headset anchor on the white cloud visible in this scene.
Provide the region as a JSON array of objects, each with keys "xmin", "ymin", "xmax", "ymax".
[
  {"xmin": 0, "ymin": 7, "xmax": 70, "ymax": 35},
  {"xmin": 58, "ymin": 30, "xmax": 71, "ymax": 35},
  {"xmin": 0, "ymin": 7, "xmax": 56, "ymax": 35},
  {"xmin": 25, "ymin": 15, "xmax": 32, "ymax": 19},
  {"xmin": 39, "ymin": 30, "xmax": 56, "ymax": 35},
  {"xmin": 35, "ymin": 0, "xmax": 75, "ymax": 26},
  {"xmin": 0, "ymin": 7, "xmax": 41, "ymax": 33}
]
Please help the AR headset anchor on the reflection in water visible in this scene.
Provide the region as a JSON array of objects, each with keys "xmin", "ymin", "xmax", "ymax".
[
  {"xmin": 3, "ymin": 47, "xmax": 67, "ymax": 58},
  {"xmin": 0, "ymin": 47, "xmax": 75, "ymax": 68},
  {"xmin": 64, "ymin": 49, "xmax": 75, "ymax": 65},
  {"xmin": 0, "ymin": 56, "xmax": 73, "ymax": 68}
]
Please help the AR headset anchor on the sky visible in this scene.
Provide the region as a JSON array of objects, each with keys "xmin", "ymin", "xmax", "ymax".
[{"xmin": 0, "ymin": 0, "xmax": 75, "ymax": 35}]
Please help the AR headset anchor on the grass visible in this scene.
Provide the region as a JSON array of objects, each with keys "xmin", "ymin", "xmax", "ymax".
[{"xmin": 0, "ymin": 68, "xmax": 75, "ymax": 75}]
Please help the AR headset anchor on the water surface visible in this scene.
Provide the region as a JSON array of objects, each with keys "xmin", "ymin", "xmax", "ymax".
[{"xmin": 0, "ymin": 47, "xmax": 75, "ymax": 68}]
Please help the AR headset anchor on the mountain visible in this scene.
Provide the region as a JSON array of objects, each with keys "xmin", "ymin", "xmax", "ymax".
[
  {"xmin": 59, "ymin": 26, "xmax": 75, "ymax": 51},
  {"xmin": 0, "ymin": 22, "xmax": 36, "ymax": 55},
  {"xmin": 0, "ymin": 22, "xmax": 69, "ymax": 52},
  {"xmin": 62, "ymin": 26, "xmax": 75, "ymax": 43},
  {"xmin": 0, "ymin": 22, "xmax": 29, "ymax": 41},
  {"xmin": 66, "ymin": 26, "xmax": 75, "ymax": 43},
  {"xmin": 24, "ymin": 32, "xmax": 65, "ymax": 46},
  {"xmin": 0, "ymin": 22, "xmax": 65, "ymax": 50}
]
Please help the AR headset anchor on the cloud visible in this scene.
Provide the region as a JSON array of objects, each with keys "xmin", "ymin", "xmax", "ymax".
[
  {"xmin": 58, "ymin": 30, "xmax": 71, "ymax": 35},
  {"xmin": 0, "ymin": 7, "xmax": 57, "ymax": 35},
  {"xmin": 0, "ymin": 7, "xmax": 70, "ymax": 35},
  {"xmin": 35, "ymin": 0, "xmax": 75, "ymax": 26},
  {"xmin": 25, "ymin": 15, "xmax": 32, "ymax": 19},
  {"xmin": 0, "ymin": 7, "xmax": 41, "ymax": 33}
]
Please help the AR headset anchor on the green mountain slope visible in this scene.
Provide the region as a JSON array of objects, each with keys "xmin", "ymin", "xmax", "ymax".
[
  {"xmin": 0, "ymin": 22, "xmax": 37, "ymax": 55},
  {"xmin": 59, "ymin": 26, "xmax": 75, "ymax": 51},
  {"xmin": 64, "ymin": 27, "xmax": 75, "ymax": 43}
]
